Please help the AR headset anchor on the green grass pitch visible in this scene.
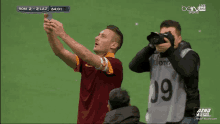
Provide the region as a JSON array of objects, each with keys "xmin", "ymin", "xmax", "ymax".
[{"xmin": 1, "ymin": 0, "xmax": 220, "ymax": 123}]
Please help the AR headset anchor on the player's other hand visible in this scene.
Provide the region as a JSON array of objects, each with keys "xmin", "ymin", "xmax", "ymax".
[
  {"xmin": 49, "ymin": 19, "xmax": 65, "ymax": 37},
  {"xmin": 44, "ymin": 14, "xmax": 52, "ymax": 34}
]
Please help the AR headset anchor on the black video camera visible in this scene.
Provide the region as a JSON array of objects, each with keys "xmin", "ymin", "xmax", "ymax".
[{"xmin": 147, "ymin": 32, "xmax": 175, "ymax": 45}]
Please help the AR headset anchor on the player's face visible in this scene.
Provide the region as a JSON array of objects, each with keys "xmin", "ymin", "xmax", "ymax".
[
  {"xmin": 160, "ymin": 27, "xmax": 182, "ymax": 49},
  {"xmin": 94, "ymin": 29, "xmax": 115, "ymax": 54}
]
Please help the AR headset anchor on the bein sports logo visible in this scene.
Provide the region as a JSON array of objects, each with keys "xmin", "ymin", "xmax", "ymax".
[{"xmin": 182, "ymin": 4, "xmax": 206, "ymax": 14}]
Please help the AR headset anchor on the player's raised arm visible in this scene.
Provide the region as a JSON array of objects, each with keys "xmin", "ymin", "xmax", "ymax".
[
  {"xmin": 59, "ymin": 32, "xmax": 103, "ymax": 69},
  {"xmin": 44, "ymin": 14, "xmax": 77, "ymax": 69},
  {"xmin": 48, "ymin": 19, "xmax": 114, "ymax": 70}
]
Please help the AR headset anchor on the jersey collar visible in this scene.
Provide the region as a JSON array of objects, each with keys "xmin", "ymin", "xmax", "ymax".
[{"xmin": 105, "ymin": 52, "xmax": 115, "ymax": 58}]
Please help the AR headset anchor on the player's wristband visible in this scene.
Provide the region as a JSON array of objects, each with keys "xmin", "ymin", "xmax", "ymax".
[
  {"xmin": 95, "ymin": 58, "xmax": 103, "ymax": 70},
  {"xmin": 103, "ymin": 57, "xmax": 108, "ymax": 72}
]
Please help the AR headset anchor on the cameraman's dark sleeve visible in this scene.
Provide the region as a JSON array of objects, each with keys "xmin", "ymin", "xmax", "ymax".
[
  {"xmin": 129, "ymin": 45, "xmax": 155, "ymax": 73},
  {"xmin": 164, "ymin": 47, "xmax": 200, "ymax": 77}
]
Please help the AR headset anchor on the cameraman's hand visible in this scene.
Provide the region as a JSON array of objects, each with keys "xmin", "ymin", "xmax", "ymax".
[
  {"xmin": 155, "ymin": 37, "xmax": 171, "ymax": 53},
  {"xmin": 44, "ymin": 14, "xmax": 52, "ymax": 34}
]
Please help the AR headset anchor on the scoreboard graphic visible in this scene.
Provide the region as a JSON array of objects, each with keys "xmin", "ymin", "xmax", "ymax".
[{"xmin": 17, "ymin": 6, "xmax": 70, "ymax": 13}]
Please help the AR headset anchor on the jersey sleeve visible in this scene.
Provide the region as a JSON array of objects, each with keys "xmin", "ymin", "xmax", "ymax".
[
  {"xmin": 74, "ymin": 55, "xmax": 83, "ymax": 73},
  {"xmin": 105, "ymin": 57, "xmax": 122, "ymax": 75}
]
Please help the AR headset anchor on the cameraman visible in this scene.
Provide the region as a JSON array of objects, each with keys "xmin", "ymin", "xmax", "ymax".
[{"xmin": 129, "ymin": 20, "xmax": 200, "ymax": 124}]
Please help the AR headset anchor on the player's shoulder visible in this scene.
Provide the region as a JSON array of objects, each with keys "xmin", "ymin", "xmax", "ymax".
[
  {"xmin": 106, "ymin": 57, "xmax": 122, "ymax": 62},
  {"xmin": 106, "ymin": 57, "xmax": 122, "ymax": 66}
]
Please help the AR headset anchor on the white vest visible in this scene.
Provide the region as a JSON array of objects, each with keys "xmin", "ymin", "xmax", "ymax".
[{"xmin": 146, "ymin": 48, "xmax": 192, "ymax": 123}]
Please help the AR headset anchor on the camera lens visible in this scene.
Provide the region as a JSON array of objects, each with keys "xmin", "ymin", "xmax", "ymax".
[{"xmin": 153, "ymin": 38, "xmax": 159, "ymax": 44}]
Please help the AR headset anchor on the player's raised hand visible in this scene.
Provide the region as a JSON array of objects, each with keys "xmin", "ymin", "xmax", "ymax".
[
  {"xmin": 43, "ymin": 14, "xmax": 52, "ymax": 34},
  {"xmin": 49, "ymin": 19, "xmax": 65, "ymax": 37}
]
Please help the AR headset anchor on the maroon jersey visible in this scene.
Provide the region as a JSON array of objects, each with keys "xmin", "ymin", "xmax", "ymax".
[{"xmin": 74, "ymin": 52, "xmax": 123, "ymax": 123}]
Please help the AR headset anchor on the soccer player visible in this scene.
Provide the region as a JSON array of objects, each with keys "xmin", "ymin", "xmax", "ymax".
[
  {"xmin": 43, "ymin": 14, "xmax": 123, "ymax": 123},
  {"xmin": 129, "ymin": 20, "xmax": 200, "ymax": 124}
]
